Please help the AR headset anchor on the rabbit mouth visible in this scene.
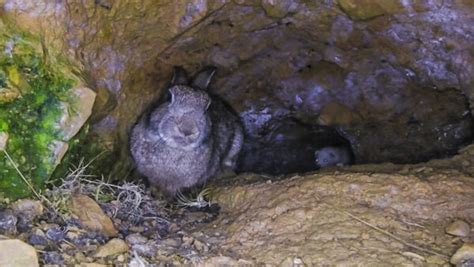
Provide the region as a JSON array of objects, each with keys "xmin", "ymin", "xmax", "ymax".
[{"xmin": 178, "ymin": 118, "xmax": 198, "ymax": 137}]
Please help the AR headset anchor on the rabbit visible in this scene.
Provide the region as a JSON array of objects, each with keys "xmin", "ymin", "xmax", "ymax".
[
  {"xmin": 314, "ymin": 146, "xmax": 353, "ymax": 168},
  {"xmin": 130, "ymin": 66, "xmax": 243, "ymax": 197}
]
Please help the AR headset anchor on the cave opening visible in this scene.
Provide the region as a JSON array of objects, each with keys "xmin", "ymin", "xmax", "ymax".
[{"xmin": 146, "ymin": 2, "xmax": 474, "ymax": 177}]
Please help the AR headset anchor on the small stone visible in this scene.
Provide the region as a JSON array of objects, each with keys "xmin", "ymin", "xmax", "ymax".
[
  {"xmin": 129, "ymin": 226, "xmax": 145, "ymax": 233},
  {"xmin": 0, "ymin": 239, "xmax": 39, "ymax": 267},
  {"xmin": 28, "ymin": 229, "xmax": 48, "ymax": 247},
  {"xmin": 446, "ymin": 220, "xmax": 471, "ymax": 237},
  {"xmin": 451, "ymin": 243, "xmax": 474, "ymax": 265},
  {"xmin": 426, "ymin": 255, "xmax": 446, "ymax": 265},
  {"xmin": 161, "ymin": 238, "xmax": 181, "ymax": 248},
  {"xmin": 132, "ymin": 241, "xmax": 158, "ymax": 258},
  {"xmin": 69, "ymin": 194, "xmax": 118, "ymax": 237},
  {"xmin": 182, "ymin": 235, "xmax": 195, "ymax": 249},
  {"xmin": 0, "ymin": 87, "xmax": 20, "ymax": 104},
  {"xmin": 50, "ymin": 141, "xmax": 69, "ymax": 169},
  {"xmin": 78, "ymin": 264, "xmax": 109, "ymax": 267},
  {"xmin": 280, "ymin": 256, "xmax": 306, "ymax": 267},
  {"xmin": 12, "ymin": 199, "xmax": 44, "ymax": 223},
  {"xmin": 94, "ymin": 238, "xmax": 129, "ymax": 258},
  {"xmin": 74, "ymin": 252, "xmax": 89, "ymax": 263},
  {"xmin": 337, "ymin": 0, "xmax": 405, "ymax": 20},
  {"xmin": 0, "ymin": 132, "xmax": 8, "ymax": 150},
  {"xmin": 42, "ymin": 251, "xmax": 64, "ymax": 265},
  {"xmin": 65, "ymin": 230, "xmax": 80, "ymax": 240},
  {"xmin": 0, "ymin": 210, "xmax": 17, "ymax": 234},
  {"xmin": 196, "ymin": 256, "xmax": 248, "ymax": 267},
  {"xmin": 192, "ymin": 239, "xmax": 209, "ymax": 252},
  {"xmin": 125, "ymin": 233, "xmax": 148, "ymax": 245},
  {"xmin": 261, "ymin": 0, "xmax": 296, "ymax": 18},
  {"xmin": 116, "ymin": 254, "xmax": 125, "ymax": 262},
  {"xmin": 58, "ymin": 86, "xmax": 96, "ymax": 141},
  {"xmin": 46, "ymin": 226, "xmax": 66, "ymax": 242}
]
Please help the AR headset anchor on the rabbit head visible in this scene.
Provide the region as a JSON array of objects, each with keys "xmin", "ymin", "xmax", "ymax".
[
  {"xmin": 314, "ymin": 146, "xmax": 350, "ymax": 168},
  {"xmin": 156, "ymin": 85, "xmax": 212, "ymax": 150},
  {"xmin": 152, "ymin": 67, "xmax": 217, "ymax": 150}
]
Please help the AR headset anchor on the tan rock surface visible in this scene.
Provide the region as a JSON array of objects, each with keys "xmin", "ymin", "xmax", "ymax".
[
  {"xmin": 0, "ymin": 239, "xmax": 39, "ymax": 267},
  {"xmin": 69, "ymin": 194, "xmax": 118, "ymax": 237}
]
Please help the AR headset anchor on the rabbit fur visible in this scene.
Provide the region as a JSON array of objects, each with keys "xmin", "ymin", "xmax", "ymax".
[{"xmin": 130, "ymin": 66, "xmax": 243, "ymax": 196}]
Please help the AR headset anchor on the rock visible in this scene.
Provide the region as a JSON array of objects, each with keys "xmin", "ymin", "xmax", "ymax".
[
  {"xmin": 131, "ymin": 242, "xmax": 158, "ymax": 258},
  {"xmin": 451, "ymin": 243, "xmax": 474, "ymax": 265},
  {"xmin": 337, "ymin": 0, "xmax": 405, "ymax": 20},
  {"xmin": 260, "ymin": 0, "xmax": 297, "ymax": 18},
  {"xmin": 280, "ymin": 256, "xmax": 306, "ymax": 267},
  {"xmin": 41, "ymin": 251, "xmax": 64, "ymax": 265},
  {"xmin": 192, "ymin": 238, "xmax": 209, "ymax": 253},
  {"xmin": 318, "ymin": 102, "xmax": 356, "ymax": 126},
  {"xmin": 0, "ymin": 87, "xmax": 20, "ymax": 103},
  {"xmin": 11, "ymin": 199, "xmax": 44, "ymax": 223},
  {"xmin": 28, "ymin": 228, "xmax": 48, "ymax": 247},
  {"xmin": 125, "ymin": 233, "xmax": 147, "ymax": 245},
  {"xmin": 0, "ymin": 210, "xmax": 17, "ymax": 234},
  {"xmin": 161, "ymin": 238, "xmax": 181, "ymax": 248},
  {"xmin": 69, "ymin": 194, "xmax": 118, "ymax": 237},
  {"xmin": 77, "ymin": 264, "xmax": 109, "ymax": 267},
  {"xmin": 94, "ymin": 238, "xmax": 128, "ymax": 258},
  {"xmin": 0, "ymin": 239, "xmax": 39, "ymax": 267},
  {"xmin": 196, "ymin": 256, "xmax": 253, "ymax": 267},
  {"xmin": 58, "ymin": 86, "xmax": 96, "ymax": 141},
  {"xmin": 49, "ymin": 141, "xmax": 69, "ymax": 169},
  {"xmin": 45, "ymin": 226, "xmax": 66, "ymax": 242},
  {"xmin": 446, "ymin": 220, "xmax": 471, "ymax": 237},
  {"xmin": 0, "ymin": 132, "xmax": 8, "ymax": 150}
]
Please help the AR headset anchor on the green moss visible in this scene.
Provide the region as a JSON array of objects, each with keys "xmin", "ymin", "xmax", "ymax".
[{"xmin": 0, "ymin": 20, "xmax": 77, "ymax": 199}]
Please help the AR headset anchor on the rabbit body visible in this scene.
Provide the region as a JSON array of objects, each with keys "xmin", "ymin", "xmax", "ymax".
[{"xmin": 130, "ymin": 67, "xmax": 243, "ymax": 196}]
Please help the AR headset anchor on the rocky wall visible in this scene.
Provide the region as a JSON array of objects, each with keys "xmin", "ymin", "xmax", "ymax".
[{"xmin": 2, "ymin": 0, "xmax": 473, "ymax": 177}]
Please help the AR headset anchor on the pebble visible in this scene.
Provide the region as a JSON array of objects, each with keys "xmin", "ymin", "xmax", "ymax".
[
  {"xmin": 74, "ymin": 252, "xmax": 89, "ymax": 263},
  {"xmin": 69, "ymin": 194, "xmax": 118, "ymax": 237},
  {"xmin": 0, "ymin": 132, "xmax": 8, "ymax": 150},
  {"xmin": 46, "ymin": 226, "xmax": 66, "ymax": 241},
  {"xmin": 0, "ymin": 210, "xmax": 17, "ymax": 234},
  {"xmin": 125, "ymin": 233, "xmax": 148, "ymax": 245},
  {"xmin": 446, "ymin": 220, "xmax": 471, "ymax": 237},
  {"xmin": 129, "ymin": 226, "xmax": 145, "ymax": 233},
  {"xmin": 161, "ymin": 238, "xmax": 181, "ymax": 248},
  {"xmin": 131, "ymin": 242, "xmax": 158, "ymax": 258},
  {"xmin": 78, "ymin": 264, "xmax": 109, "ymax": 267},
  {"xmin": 28, "ymin": 228, "xmax": 49, "ymax": 247},
  {"xmin": 0, "ymin": 239, "xmax": 39, "ymax": 267},
  {"xmin": 117, "ymin": 254, "xmax": 125, "ymax": 262},
  {"xmin": 42, "ymin": 251, "xmax": 64, "ymax": 265},
  {"xmin": 196, "ymin": 256, "xmax": 253, "ymax": 266},
  {"xmin": 94, "ymin": 238, "xmax": 129, "ymax": 258},
  {"xmin": 11, "ymin": 199, "xmax": 44, "ymax": 223},
  {"xmin": 279, "ymin": 256, "xmax": 306, "ymax": 267},
  {"xmin": 192, "ymin": 238, "xmax": 209, "ymax": 252},
  {"xmin": 451, "ymin": 243, "xmax": 474, "ymax": 265}
]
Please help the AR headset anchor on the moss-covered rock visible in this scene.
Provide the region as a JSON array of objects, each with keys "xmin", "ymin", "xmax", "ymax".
[{"xmin": 0, "ymin": 19, "xmax": 95, "ymax": 199}]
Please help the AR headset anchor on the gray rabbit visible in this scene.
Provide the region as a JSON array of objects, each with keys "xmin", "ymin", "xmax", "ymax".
[
  {"xmin": 130, "ymin": 66, "xmax": 243, "ymax": 197},
  {"xmin": 314, "ymin": 146, "xmax": 352, "ymax": 168}
]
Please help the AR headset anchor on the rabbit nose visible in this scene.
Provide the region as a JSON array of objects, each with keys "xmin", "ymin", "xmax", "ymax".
[{"xmin": 178, "ymin": 118, "xmax": 195, "ymax": 136}]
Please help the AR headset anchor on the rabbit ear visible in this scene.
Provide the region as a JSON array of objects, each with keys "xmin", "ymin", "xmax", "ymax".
[
  {"xmin": 192, "ymin": 66, "xmax": 217, "ymax": 90},
  {"xmin": 170, "ymin": 66, "xmax": 189, "ymax": 86}
]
